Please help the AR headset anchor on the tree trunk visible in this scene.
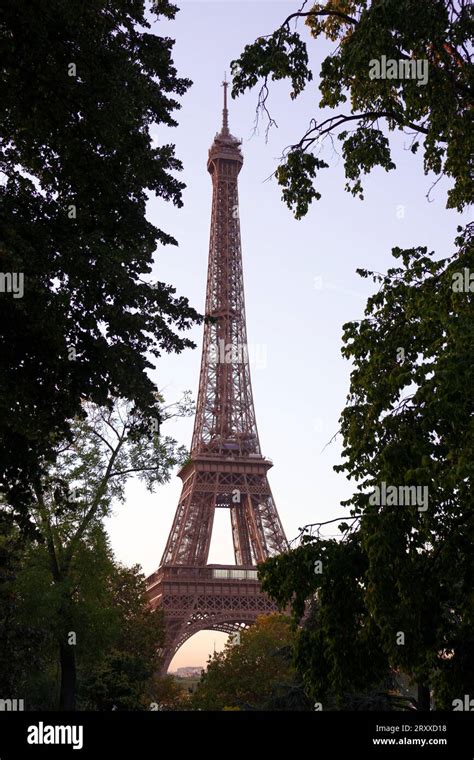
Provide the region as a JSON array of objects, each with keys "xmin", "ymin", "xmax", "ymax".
[
  {"xmin": 417, "ymin": 682, "xmax": 431, "ymax": 711},
  {"xmin": 59, "ymin": 640, "xmax": 76, "ymax": 710}
]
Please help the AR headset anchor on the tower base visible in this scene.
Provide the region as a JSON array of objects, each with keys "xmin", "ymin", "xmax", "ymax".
[{"xmin": 147, "ymin": 564, "xmax": 279, "ymax": 674}]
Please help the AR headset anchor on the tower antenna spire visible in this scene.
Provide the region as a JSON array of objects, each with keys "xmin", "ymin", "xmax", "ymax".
[{"xmin": 222, "ymin": 73, "xmax": 229, "ymax": 135}]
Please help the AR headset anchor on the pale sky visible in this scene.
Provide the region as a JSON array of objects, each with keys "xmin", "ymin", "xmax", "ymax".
[{"xmin": 105, "ymin": 1, "xmax": 469, "ymax": 670}]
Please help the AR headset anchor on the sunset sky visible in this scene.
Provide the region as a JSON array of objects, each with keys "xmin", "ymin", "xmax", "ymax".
[{"xmin": 105, "ymin": 0, "xmax": 469, "ymax": 670}]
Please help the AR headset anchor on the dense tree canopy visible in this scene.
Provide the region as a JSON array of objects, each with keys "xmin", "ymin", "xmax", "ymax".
[
  {"xmin": 147, "ymin": 673, "xmax": 189, "ymax": 711},
  {"xmin": 0, "ymin": 0, "xmax": 200, "ymax": 511},
  {"xmin": 1, "ymin": 395, "xmax": 192, "ymax": 709},
  {"xmin": 260, "ymin": 532, "xmax": 408, "ymax": 709},
  {"xmin": 191, "ymin": 615, "xmax": 311, "ymax": 711},
  {"xmin": 0, "ymin": 511, "xmax": 51, "ymax": 699},
  {"xmin": 260, "ymin": 224, "xmax": 474, "ymax": 709},
  {"xmin": 231, "ymin": 0, "xmax": 473, "ymax": 217},
  {"xmin": 78, "ymin": 556, "xmax": 166, "ymax": 711},
  {"xmin": 335, "ymin": 224, "xmax": 474, "ymax": 708},
  {"xmin": 0, "ymin": 519, "xmax": 165, "ymax": 710}
]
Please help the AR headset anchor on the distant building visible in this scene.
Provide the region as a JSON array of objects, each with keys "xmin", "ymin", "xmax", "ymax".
[{"xmin": 175, "ymin": 667, "xmax": 203, "ymax": 679}]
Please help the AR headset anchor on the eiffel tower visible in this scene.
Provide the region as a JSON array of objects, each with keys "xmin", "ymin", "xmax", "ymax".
[{"xmin": 147, "ymin": 81, "xmax": 288, "ymax": 673}]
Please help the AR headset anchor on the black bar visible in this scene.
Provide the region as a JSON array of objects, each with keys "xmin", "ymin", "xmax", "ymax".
[{"xmin": 0, "ymin": 711, "xmax": 473, "ymax": 758}]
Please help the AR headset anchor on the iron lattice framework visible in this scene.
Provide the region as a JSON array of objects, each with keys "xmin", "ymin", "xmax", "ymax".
[{"xmin": 147, "ymin": 82, "xmax": 288, "ymax": 673}]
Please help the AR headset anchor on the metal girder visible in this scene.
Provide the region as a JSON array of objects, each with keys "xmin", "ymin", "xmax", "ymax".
[{"xmin": 147, "ymin": 82, "xmax": 288, "ymax": 672}]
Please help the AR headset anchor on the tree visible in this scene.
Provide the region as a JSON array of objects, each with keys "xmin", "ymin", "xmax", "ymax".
[
  {"xmin": 0, "ymin": 512, "xmax": 52, "ymax": 700},
  {"xmin": 0, "ymin": 0, "xmax": 200, "ymax": 512},
  {"xmin": 191, "ymin": 614, "xmax": 311, "ymax": 711},
  {"xmin": 0, "ymin": 521, "xmax": 166, "ymax": 710},
  {"xmin": 259, "ymin": 533, "xmax": 412, "ymax": 709},
  {"xmin": 335, "ymin": 224, "xmax": 474, "ymax": 708},
  {"xmin": 10, "ymin": 394, "xmax": 192, "ymax": 709},
  {"xmin": 259, "ymin": 223, "xmax": 474, "ymax": 709},
  {"xmin": 147, "ymin": 674, "xmax": 189, "ymax": 711},
  {"xmin": 77, "ymin": 557, "xmax": 166, "ymax": 711},
  {"xmin": 231, "ymin": 0, "xmax": 473, "ymax": 217}
]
